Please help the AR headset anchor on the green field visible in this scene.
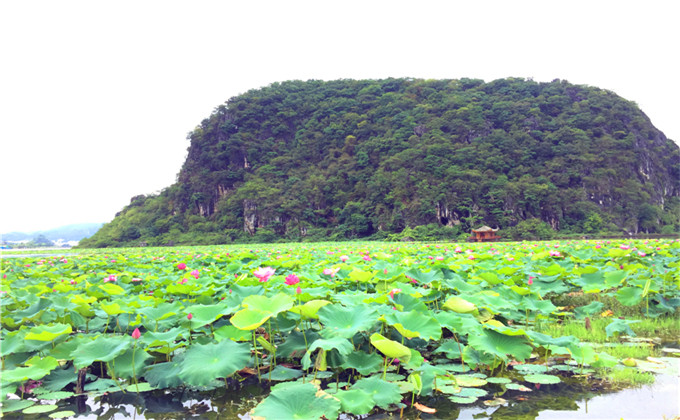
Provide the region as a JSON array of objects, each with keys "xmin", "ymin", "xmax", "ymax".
[{"xmin": 1, "ymin": 239, "xmax": 678, "ymax": 418}]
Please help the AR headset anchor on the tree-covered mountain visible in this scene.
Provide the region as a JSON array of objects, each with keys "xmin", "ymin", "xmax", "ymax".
[{"xmin": 80, "ymin": 78, "xmax": 680, "ymax": 247}]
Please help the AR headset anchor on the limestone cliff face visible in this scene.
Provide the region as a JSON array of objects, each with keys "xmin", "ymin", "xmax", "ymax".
[{"xmin": 82, "ymin": 78, "xmax": 680, "ymax": 246}]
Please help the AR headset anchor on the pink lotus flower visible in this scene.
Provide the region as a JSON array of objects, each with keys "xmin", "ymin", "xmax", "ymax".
[
  {"xmin": 638, "ymin": 252, "xmax": 646, "ymax": 257},
  {"xmin": 131, "ymin": 328, "xmax": 141, "ymax": 339},
  {"xmin": 285, "ymin": 274, "xmax": 300, "ymax": 285},
  {"xmin": 187, "ymin": 313, "xmax": 193, "ymax": 320},
  {"xmin": 467, "ymin": 255, "xmax": 475, "ymax": 260},
  {"xmin": 296, "ymin": 286, "xmax": 302, "ymax": 295},
  {"xmin": 363, "ymin": 256, "xmax": 372, "ymax": 261},
  {"xmin": 595, "ymin": 244, "xmax": 601, "ymax": 249},
  {"xmin": 253, "ymin": 267, "xmax": 276, "ymax": 283},
  {"xmin": 131, "ymin": 278, "xmax": 142, "ymax": 282},
  {"xmin": 528, "ymin": 276, "xmax": 534, "ymax": 286},
  {"xmin": 178, "ymin": 278, "xmax": 188, "ymax": 285},
  {"xmin": 190, "ymin": 270, "xmax": 200, "ymax": 279},
  {"xmin": 340, "ymin": 255, "xmax": 349, "ymax": 262},
  {"xmin": 104, "ymin": 274, "xmax": 117, "ymax": 283},
  {"xmin": 323, "ymin": 267, "xmax": 340, "ymax": 277},
  {"xmin": 435, "ymin": 256, "xmax": 444, "ymax": 261},
  {"xmin": 177, "ymin": 263, "xmax": 187, "ymax": 270},
  {"xmin": 549, "ymin": 250, "xmax": 561, "ymax": 257},
  {"xmin": 454, "ymin": 247, "xmax": 462, "ymax": 253},
  {"xmin": 620, "ymin": 245, "xmax": 630, "ymax": 250},
  {"xmin": 389, "ymin": 288, "xmax": 402, "ymax": 299}
]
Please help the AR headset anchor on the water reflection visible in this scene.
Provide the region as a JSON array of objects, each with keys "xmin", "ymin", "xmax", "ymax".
[{"xmin": 4, "ymin": 360, "xmax": 677, "ymax": 419}]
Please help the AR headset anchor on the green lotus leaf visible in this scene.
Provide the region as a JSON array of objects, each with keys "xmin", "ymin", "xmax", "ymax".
[
  {"xmin": 111, "ymin": 347, "xmax": 153, "ymax": 379},
  {"xmin": 100, "ymin": 302, "xmax": 126, "ymax": 316},
  {"xmin": 351, "ymin": 376, "xmax": 402, "ymax": 409},
  {"xmin": 453, "ymin": 375, "xmax": 488, "ymax": 387},
  {"xmin": 616, "ymin": 287, "xmax": 643, "ymax": 306},
  {"xmin": 523, "ymin": 373, "xmax": 561, "ymax": 384},
  {"xmin": 434, "ymin": 340, "xmax": 465, "ymax": 359},
  {"xmin": 448, "ymin": 395, "xmax": 477, "ymax": 404},
  {"xmin": 22, "ymin": 404, "xmax": 58, "ymax": 414},
  {"xmin": 301, "ymin": 337, "xmax": 354, "ymax": 370},
  {"xmin": 605, "ymin": 318, "xmax": 639, "ymax": 338},
  {"xmin": 403, "ymin": 268, "xmax": 443, "ymax": 284},
  {"xmin": 84, "ymin": 378, "xmax": 118, "ymax": 392},
  {"xmin": 184, "ymin": 303, "xmax": 236, "ymax": 326},
  {"xmin": 452, "ymin": 387, "xmax": 488, "ymax": 397},
  {"xmin": 178, "ymin": 340, "xmax": 250, "ymax": 386},
  {"xmin": 435, "ymin": 311, "xmax": 483, "ymax": 336},
  {"xmin": 143, "ymin": 355, "xmax": 184, "ymax": 388},
  {"xmin": 443, "ymin": 296, "xmax": 477, "ymax": 314},
  {"xmin": 251, "ymin": 382, "xmax": 341, "ymax": 420},
  {"xmin": 486, "ymin": 377, "xmax": 512, "ymax": 384},
  {"xmin": 25, "ymin": 323, "xmax": 72, "ymax": 341},
  {"xmin": 369, "ymin": 333, "xmax": 411, "ymax": 362},
  {"xmin": 467, "ymin": 329, "xmax": 532, "ymax": 362},
  {"xmin": 231, "ymin": 293, "xmax": 294, "ymax": 330},
  {"xmin": 34, "ymin": 391, "xmax": 74, "ymax": 400},
  {"xmin": 138, "ymin": 302, "xmax": 183, "ymax": 322},
  {"xmin": 98, "ymin": 283, "xmax": 125, "ymax": 295},
  {"xmin": 268, "ymin": 366, "xmax": 303, "ymax": 381},
  {"xmin": 49, "ymin": 411, "xmax": 77, "ymax": 419},
  {"xmin": 124, "ymin": 382, "xmax": 154, "ymax": 392},
  {"xmin": 72, "ymin": 336, "xmax": 132, "ymax": 368},
  {"xmin": 1, "ymin": 399, "xmax": 35, "ymax": 412},
  {"xmin": 505, "ymin": 383, "xmax": 532, "ymax": 391},
  {"xmin": 383, "ymin": 310, "xmax": 442, "ymax": 341},
  {"xmin": 140, "ymin": 327, "xmax": 185, "ymax": 346},
  {"xmin": 213, "ymin": 324, "xmax": 250, "ymax": 342},
  {"xmin": 317, "ymin": 303, "xmax": 378, "ymax": 339},
  {"xmin": 347, "ymin": 268, "xmax": 374, "ymax": 283},
  {"xmin": 230, "ymin": 308, "xmax": 271, "ymax": 331},
  {"xmin": 41, "ymin": 367, "xmax": 78, "ymax": 392},
  {"xmin": 573, "ymin": 301, "xmax": 605, "ymax": 319},
  {"xmin": 277, "ymin": 330, "xmax": 320, "ymax": 358},
  {"xmin": 569, "ymin": 344, "xmax": 597, "ymax": 365},
  {"xmin": 3, "ymin": 356, "xmax": 59, "ymax": 383},
  {"xmin": 390, "ymin": 291, "xmax": 428, "ymax": 312},
  {"xmin": 288, "ymin": 299, "xmax": 331, "ymax": 319},
  {"xmin": 343, "ymin": 351, "xmax": 384, "ymax": 375},
  {"xmin": 335, "ymin": 389, "xmax": 375, "ymax": 415}
]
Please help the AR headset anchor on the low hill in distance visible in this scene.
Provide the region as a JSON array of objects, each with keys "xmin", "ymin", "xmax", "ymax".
[
  {"xmin": 3, "ymin": 223, "xmax": 104, "ymax": 246},
  {"xmin": 80, "ymin": 78, "xmax": 680, "ymax": 248}
]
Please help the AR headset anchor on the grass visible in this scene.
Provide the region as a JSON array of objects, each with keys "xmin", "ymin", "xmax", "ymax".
[{"xmin": 605, "ymin": 366, "xmax": 656, "ymax": 388}]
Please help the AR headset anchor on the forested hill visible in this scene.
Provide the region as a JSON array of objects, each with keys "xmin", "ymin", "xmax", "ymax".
[{"xmin": 81, "ymin": 78, "xmax": 680, "ymax": 247}]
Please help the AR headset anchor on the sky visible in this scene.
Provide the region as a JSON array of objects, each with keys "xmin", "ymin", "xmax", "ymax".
[{"xmin": 1, "ymin": 0, "xmax": 678, "ymax": 234}]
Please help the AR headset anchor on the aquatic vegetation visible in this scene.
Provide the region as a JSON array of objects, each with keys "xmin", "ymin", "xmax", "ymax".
[{"xmin": 0, "ymin": 239, "xmax": 678, "ymax": 418}]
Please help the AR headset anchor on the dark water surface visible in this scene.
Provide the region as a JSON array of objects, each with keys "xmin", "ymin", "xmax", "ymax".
[{"xmin": 5, "ymin": 358, "xmax": 678, "ymax": 420}]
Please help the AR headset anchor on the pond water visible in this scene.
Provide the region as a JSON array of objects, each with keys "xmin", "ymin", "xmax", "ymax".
[{"xmin": 5, "ymin": 358, "xmax": 678, "ymax": 419}]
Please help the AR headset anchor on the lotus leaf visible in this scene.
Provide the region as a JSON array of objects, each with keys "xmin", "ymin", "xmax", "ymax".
[
  {"xmin": 288, "ymin": 299, "xmax": 331, "ymax": 319},
  {"xmin": 177, "ymin": 340, "xmax": 250, "ymax": 386},
  {"xmin": 443, "ymin": 296, "xmax": 477, "ymax": 313},
  {"xmin": 301, "ymin": 337, "xmax": 353, "ymax": 370},
  {"xmin": 22, "ymin": 404, "xmax": 58, "ymax": 414},
  {"xmin": 369, "ymin": 333, "xmax": 411, "ymax": 362},
  {"xmin": 231, "ymin": 293, "xmax": 294, "ymax": 330},
  {"xmin": 3, "ymin": 356, "xmax": 59, "ymax": 383},
  {"xmin": 351, "ymin": 376, "xmax": 402, "ymax": 409},
  {"xmin": 317, "ymin": 303, "xmax": 377, "ymax": 339},
  {"xmin": 343, "ymin": 351, "xmax": 384, "ymax": 375},
  {"xmin": 523, "ymin": 373, "xmax": 561, "ymax": 384},
  {"xmin": 143, "ymin": 356, "xmax": 184, "ymax": 388},
  {"xmin": 268, "ymin": 366, "xmax": 303, "ymax": 381},
  {"xmin": 25, "ymin": 323, "xmax": 72, "ymax": 342},
  {"xmin": 467, "ymin": 329, "xmax": 532, "ymax": 362},
  {"xmin": 72, "ymin": 336, "xmax": 132, "ymax": 368},
  {"xmin": 251, "ymin": 382, "xmax": 341, "ymax": 420},
  {"xmin": 334, "ymin": 389, "xmax": 375, "ymax": 415}
]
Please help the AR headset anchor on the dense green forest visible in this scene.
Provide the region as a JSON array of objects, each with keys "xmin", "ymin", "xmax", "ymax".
[{"xmin": 80, "ymin": 78, "xmax": 680, "ymax": 247}]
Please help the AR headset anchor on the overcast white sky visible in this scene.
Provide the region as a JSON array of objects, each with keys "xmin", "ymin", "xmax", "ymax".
[{"xmin": 1, "ymin": 1, "xmax": 677, "ymax": 234}]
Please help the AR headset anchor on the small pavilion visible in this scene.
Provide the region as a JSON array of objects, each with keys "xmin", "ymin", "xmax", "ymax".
[{"xmin": 470, "ymin": 226, "xmax": 500, "ymax": 242}]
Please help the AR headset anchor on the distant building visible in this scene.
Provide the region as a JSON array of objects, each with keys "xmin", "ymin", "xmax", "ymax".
[{"xmin": 470, "ymin": 226, "xmax": 501, "ymax": 242}]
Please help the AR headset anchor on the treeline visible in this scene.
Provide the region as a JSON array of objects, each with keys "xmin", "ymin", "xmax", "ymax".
[{"xmin": 80, "ymin": 78, "xmax": 680, "ymax": 247}]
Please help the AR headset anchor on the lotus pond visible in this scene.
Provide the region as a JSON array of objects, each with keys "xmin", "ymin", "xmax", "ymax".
[{"xmin": 1, "ymin": 239, "xmax": 679, "ymax": 419}]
